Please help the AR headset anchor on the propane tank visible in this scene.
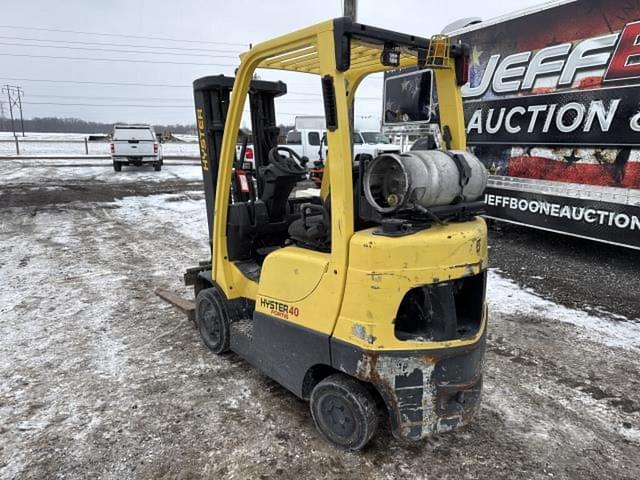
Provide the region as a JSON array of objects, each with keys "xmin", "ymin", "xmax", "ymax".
[{"xmin": 363, "ymin": 150, "xmax": 487, "ymax": 213}]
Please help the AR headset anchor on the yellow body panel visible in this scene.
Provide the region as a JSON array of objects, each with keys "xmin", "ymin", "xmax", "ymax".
[
  {"xmin": 256, "ymin": 248, "xmax": 345, "ymax": 336},
  {"xmin": 333, "ymin": 218, "xmax": 488, "ymax": 351},
  {"xmin": 257, "ymin": 247, "xmax": 329, "ymax": 303}
]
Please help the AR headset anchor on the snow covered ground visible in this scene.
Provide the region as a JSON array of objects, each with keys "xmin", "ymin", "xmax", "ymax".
[
  {"xmin": 0, "ymin": 132, "xmax": 196, "ymax": 143},
  {"xmin": 1, "ymin": 159, "xmax": 639, "ymax": 479},
  {"xmin": 488, "ymin": 270, "xmax": 640, "ymax": 352},
  {"xmin": 0, "ymin": 158, "xmax": 202, "ymax": 186},
  {"xmin": 0, "ymin": 132, "xmax": 198, "ymax": 157}
]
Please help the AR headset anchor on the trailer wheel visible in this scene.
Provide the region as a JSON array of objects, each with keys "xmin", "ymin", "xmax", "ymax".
[
  {"xmin": 195, "ymin": 288, "xmax": 230, "ymax": 354},
  {"xmin": 310, "ymin": 373, "xmax": 378, "ymax": 450},
  {"xmin": 113, "ymin": 162, "xmax": 122, "ymax": 172},
  {"xmin": 154, "ymin": 162, "xmax": 162, "ymax": 172}
]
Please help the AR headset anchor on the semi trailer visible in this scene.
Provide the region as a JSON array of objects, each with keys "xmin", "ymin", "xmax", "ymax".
[{"xmin": 386, "ymin": 0, "xmax": 640, "ymax": 249}]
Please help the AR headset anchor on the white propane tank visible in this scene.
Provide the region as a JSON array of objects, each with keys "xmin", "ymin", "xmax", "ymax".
[{"xmin": 363, "ymin": 150, "xmax": 488, "ymax": 213}]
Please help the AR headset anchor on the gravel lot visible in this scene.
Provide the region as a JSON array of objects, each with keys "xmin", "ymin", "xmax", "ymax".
[{"xmin": 1, "ymin": 160, "xmax": 639, "ymax": 479}]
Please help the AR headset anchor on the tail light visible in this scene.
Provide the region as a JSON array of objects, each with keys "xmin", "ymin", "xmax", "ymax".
[
  {"xmin": 110, "ymin": 143, "xmax": 114, "ymax": 154},
  {"xmin": 244, "ymin": 146, "xmax": 254, "ymax": 159},
  {"xmin": 153, "ymin": 143, "xmax": 158, "ymax": 154},
  {"xmin": 454, "ymin": 47, "xmax": 470, "ymax": 86},
  {"xmin": 459, "ymin": 53, "xmax": 470, "ymax": 85},
  {"xmin": 236, "ymin": 169, "xmax": 250, "ymax": 193}
]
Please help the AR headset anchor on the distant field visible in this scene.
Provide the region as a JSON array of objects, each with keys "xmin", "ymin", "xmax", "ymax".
[{"xmin": 0, "ymin": 132, "xmax": 198, "ymax": 156}]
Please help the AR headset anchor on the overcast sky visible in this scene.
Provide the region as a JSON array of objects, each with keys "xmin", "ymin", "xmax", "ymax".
[{"xmin": 1, "ymin": 0, "xmax": 547, "ymax": 126}]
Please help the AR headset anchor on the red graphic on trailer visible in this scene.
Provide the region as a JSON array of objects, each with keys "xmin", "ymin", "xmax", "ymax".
[
  {"xmin": 604, "ymin": 20, "xmax": 640, "ymax": 82},
  {"xmin": 454, "ymin": 0, "xmax": 640, "ymax": 190},
  {"xmin": 506, "ymin": 150, "xmax": 640, "ymax": 189}
]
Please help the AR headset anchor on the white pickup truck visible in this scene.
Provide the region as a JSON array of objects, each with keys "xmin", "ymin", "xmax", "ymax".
[
  {"xmin": 235, "ymin": 129, "xmax": 400, "ymax": 171},
  {"xmin": 110, "ymin": 124, "xmax": 163, "ymax": 172},
  {"xmin": 280, "ymin": 129, "xmax": 400, "ymax": 163},
  {"xmin": 354, "ymin": 131, "xmax": 401, "ymax": 158}
]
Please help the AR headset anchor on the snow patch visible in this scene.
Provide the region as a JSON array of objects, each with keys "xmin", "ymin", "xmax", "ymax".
[
  {"xmin": 112, "ymin": 192, "xmax": 208, "ymax": 243},
  {"xmin": 488, "ymin": 269, "xmax": 640, "ymax": 352}
]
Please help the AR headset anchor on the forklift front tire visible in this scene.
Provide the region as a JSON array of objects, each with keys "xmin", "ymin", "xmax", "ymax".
[
  {"xmin": 310, "ymin": 373, "xmax": 378, "ymax": 451},
  {"xmin": 195, "ymin": 288, "xmax": 230, "ymax": 354},
  {"xmin": 113, "ymin": 161, "xmax": 122, "ymax": 172}
]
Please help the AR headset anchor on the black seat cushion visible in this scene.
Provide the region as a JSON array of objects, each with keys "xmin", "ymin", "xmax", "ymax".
[{"xmin": 288, "ymin": 211, "xmax": 331, "ymax": 251}]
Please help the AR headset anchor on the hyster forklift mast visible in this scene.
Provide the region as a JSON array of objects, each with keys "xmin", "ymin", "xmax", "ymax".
[
  {"xmin": 175, "ymin": 18, "xmax": 489, "ymax": 450},
  {"xmin": 193, "ymin": 75, "xmax": 287, "ymax": 244}
]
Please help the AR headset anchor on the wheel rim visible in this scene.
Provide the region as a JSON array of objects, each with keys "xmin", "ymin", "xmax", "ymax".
[
  {"xmin": 199, "ymin": 298, "xmax": 221, "ymax": 346},
  {"xmin": 319, "ymin": 393, "xmax": 356, "ymax": 439}
]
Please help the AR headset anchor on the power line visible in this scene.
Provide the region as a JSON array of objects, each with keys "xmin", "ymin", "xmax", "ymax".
[
  {"xmin": 27, "ymin": 93, "xmax": 193, "ymax": 102},
  {"xmin": 26, "ymin": 93, "xmax": 380, "ymax": 102},
  {"xmin": 24, "ymin": 101, "xmax": 192, "ymax": 108},
  {"xmin": 0, "ymin": 77, "xmax": 380, "ymax": 110},
  {"xmin": 0, "ymin": 52, "xmax": 238, "ymax": 66},
  {"xmin": 0, "ymin": 35, "xmax": 243, "ymax": 53},
  {"xmin": 0, "ymin": 76, "xmax": 191, "ymax": 88},
  {"xmin": 0, "ymin": 78, "xmax": 327, "ymax": 97},
  {"xmin": 0, "ymin": 24, "xmax": 248, "ymax": 47},
  {"xmin": 0, "ymin": 78, "xmax": 382, "ymax": 98},
  {"xmin": 0, "ymin": 40, "xmax": 239, "ymax": 58},
  {"xmin": 22, "ymin": 100, "xmax": 310, "ymax": 116}
]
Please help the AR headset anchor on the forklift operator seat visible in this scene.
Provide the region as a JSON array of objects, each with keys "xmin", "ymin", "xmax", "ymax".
[
  {"xmin": 288, "ymin": 197, "xmax": 331, "ymax": 251},
  {"xmin": 260, "ymin": 147, "xmax": 308, "ymax": 222}
]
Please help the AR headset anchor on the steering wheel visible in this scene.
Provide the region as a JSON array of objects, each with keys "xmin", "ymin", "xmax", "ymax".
[{"xmin": 268, "ymin": 146, "xmax": 308, "ymax": 175}]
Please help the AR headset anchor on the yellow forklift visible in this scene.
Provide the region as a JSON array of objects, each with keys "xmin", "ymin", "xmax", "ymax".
[{"xmin": 167, "ymin": 18, "xmax": 489, "ymax": 450}]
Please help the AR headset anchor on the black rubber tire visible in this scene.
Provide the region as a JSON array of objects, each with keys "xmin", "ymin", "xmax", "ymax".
[
  {"xmin": 113, "ymin": 162, "xmax": 122, "ymax": 172},
  {"xmin": 154, "ymin": 162, "xmax": 161, "ymax": 171},
  {"xmin": 310, "ymin": 373, "xmax": 378, "ymax": 450},
  {"xmin": 195, "ymin": 287, "xmax": 230, "ymax": 354}
]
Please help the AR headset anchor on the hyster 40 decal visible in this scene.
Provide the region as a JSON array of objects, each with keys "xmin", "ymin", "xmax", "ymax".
[{"xmin": 259, "ymin": 297, "xmax": 300, "ymax": 320}]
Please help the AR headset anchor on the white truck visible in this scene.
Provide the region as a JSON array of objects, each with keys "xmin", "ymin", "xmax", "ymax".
[
  {"xmin": 110, "ymin": 124, "xmax": 163, "ymax": 172},
  {"xmin": 281, "ymin": 128, "xmax": 399, "ymax": 163},
  {"xmin": 354, "ymin": 130, "xmax": 400, "ymax": 157}
]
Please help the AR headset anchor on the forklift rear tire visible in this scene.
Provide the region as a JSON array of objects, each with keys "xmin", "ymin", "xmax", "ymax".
[
  {"xmin": 113, "ymin": 162, "xmax": 122, "ymax": 172},
  {"xmin": 310, "ymin": 373, "xmax": 378, "ymax": 450},
  {"xmin": 195, "ymin": 288, "xmax": 230, "ymax": 354},
  {"xmin": 154, "ymin": 162, "xmax": 162, "ymax": 172}
]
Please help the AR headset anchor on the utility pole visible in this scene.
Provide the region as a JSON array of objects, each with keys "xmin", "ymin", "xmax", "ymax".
[
  {"xmin": 343, "ymin": 0, "xmax": 357, "ymax": 21},
  {"xmin": 1, "ymin": 85, "xmax": 26, "ymax": 137},
  {"xmin": 16, "ymin": 87, "xmax": 25, "ymax": 136},
  {"xmin": 2, "ymin": 85, "xmax": 16, "ymax": 138}
]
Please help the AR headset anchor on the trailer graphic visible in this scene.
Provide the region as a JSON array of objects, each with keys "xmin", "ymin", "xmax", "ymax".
[
  {"xmin": 459, "ymin": 0, "xmax": 640, "ymax": 248},
  {"xmin": 386, "ymin": 0, "xmax": 640, "ymax": 249}
]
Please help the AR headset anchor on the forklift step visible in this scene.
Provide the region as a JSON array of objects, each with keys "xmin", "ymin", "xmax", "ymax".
[
  {"xmin": 184, "ymin": 262, "xmax": 211, "ymax": 286},
  {"xmin": 231, "ymin": 318, "xmax": 253, "ymax": 341},
  {"xmin": 233, "ymin": 261, "xmax": 261, "ymax": 282},
  {"xmin": 155, "ymin": 288, "xmax": 195, "ymax": 323},
  {"xmin": 230, "ymin": 318, "xmax": 254, "ymax": 357}
]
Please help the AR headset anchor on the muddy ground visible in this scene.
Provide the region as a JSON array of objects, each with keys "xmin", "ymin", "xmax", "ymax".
[{"xmin": 1, "ymin": 162, "xmax": 639, "ymax": 479}]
